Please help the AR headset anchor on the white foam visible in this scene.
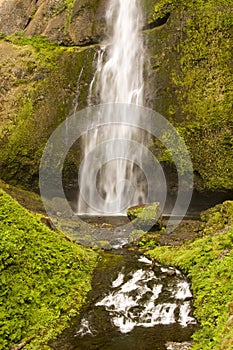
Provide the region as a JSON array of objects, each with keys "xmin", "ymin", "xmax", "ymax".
[
  {"xmin": 138, "ymin": 256, "xmax": 152, "ymax": 265},
  {"xmin": 174, "ymin": 281, "xmax": 192, "ymax": 300},
  {"xmin": 112, "ymin": 272, "xmax": 125, "ymax": 288},
  {"xmin": 75, "ymin": 319, "xmax": 93, "ymax": 337},
  {"xmin": 179, "ymin": 302, "xmax": 197, "ymax": 327},
  {"xmin": 96, "ymin": 267, "xmax": 196, "ymax": 333}
]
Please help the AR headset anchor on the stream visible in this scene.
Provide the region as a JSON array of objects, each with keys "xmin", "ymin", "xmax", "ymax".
[{"xmin": 51, "ymin": 248, "xmax": 198, "ymax": 350}]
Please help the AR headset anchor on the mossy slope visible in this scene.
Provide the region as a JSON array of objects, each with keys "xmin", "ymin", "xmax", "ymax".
[
  {"xmin": 147, "ymin": 201, "xmax": 233, "ymax": 349},
  {"xmin": 0, "ymin": 189, "xmax": 98, "ymax": 349}
]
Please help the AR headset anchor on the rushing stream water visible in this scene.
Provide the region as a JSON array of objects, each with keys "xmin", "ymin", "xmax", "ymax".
[{"xmin": 51, "ymin": 250, "xmax": 198, "ymax": 350}]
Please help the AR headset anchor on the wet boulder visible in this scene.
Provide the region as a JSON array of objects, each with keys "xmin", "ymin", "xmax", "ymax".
[{"xmin": 127, "ymin": 202, "xmax": 162, "ymax": 231}]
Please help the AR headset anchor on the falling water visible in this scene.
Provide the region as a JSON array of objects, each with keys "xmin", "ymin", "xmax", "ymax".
[{"xmin": 77, "ymin": 0, "xmax": 147, "ymax": 214}]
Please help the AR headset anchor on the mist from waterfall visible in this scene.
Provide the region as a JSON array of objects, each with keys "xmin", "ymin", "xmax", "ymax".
[{"xmin": 77, "ymin": 0, "xmax": 147, "ymax": 214}]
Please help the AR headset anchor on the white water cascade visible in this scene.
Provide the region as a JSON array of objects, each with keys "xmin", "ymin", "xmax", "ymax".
[
  {"xmin": 77, "ymin": 0, "xmax": 147, "ymax": 214},
  {"xmin": 95, "ymin": 264, "xmax": 196, "ymax": 334},
  {"xmin": 76, "ymin": 257, "xmax": 197, "ymax": 337}
]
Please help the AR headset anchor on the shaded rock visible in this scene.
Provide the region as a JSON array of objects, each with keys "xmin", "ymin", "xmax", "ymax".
[
  {"xmin": 127, "ymin": 202, "xmax": 162, "ymax": 231},
  {"xmin": 48, "ymin": 197, "xmax": 73, "ymax": 218},
  {"xmin": 164, "ymin": 269, "xmax": 176, "ymax": 276},
  {"xmin": 143, "ymin": 12, "xmax": 171, "ymax": 30},
  {"xmin": 40, "ymin": 216, "xmax": 56, "ymax": 231}
]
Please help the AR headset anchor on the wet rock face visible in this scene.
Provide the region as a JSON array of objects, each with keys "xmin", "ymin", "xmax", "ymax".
[
  {"xmin": 0, "ymin": 0, "xmax": 155, "ymax": 45},
  {"xmin": 0, "ymin": 0, "xmax": 36, "ymax": 34},
  {"xmin": 0, "ymin": 0, "xmax": 107, "ymax": 45}
]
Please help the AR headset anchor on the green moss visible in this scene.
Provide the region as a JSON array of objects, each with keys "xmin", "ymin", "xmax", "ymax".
[
  {"xmin": 127, "ymin": 202, "xmax": 162, "ymax": 231},
  {"xmin": 129, "ymin": 229, "xmax": 146, "ymax": 243},
  {"xmin": 0, "ymin": 179, "xmax": 44, "ymax": 213},
  {"xmin": 200, "ymin": 201, "xmax": 233, "ymax": 234},
  {"xmin": 147, "ymin": 202, "xmax": 233, "ymax": 350},
  {"xmin": 5, "ymin": 32, "xmax": 64, "ymax": 69},
  {"xmin": 138, "ymin": 234, "xmax": 161, "ymax": 249},
  {"xmin": 0, "ymin": 35, "xmax": 95, "ymax": 191},
  {"xmin": 179, "ymin": 124, "xmax": 233, "ymax": 190},
  {"xmin": 147, "ymin": 0, "xmax": 233, "ymax": 190},
  {"xmin": 0, "ymin": 189, "xmax": 98, "ymax": 349}
]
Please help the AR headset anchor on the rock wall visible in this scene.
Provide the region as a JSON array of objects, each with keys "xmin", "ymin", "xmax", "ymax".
[{"xmin": 0, "ymin": 0, "xmax": 106, "ymax": 45}]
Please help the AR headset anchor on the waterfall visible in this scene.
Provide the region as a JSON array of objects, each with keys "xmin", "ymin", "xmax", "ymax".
[
  {"xmin": 77, "ymin": 0, "xmax": 147, "ymax": 215},
  {"xmin": 89, "ymin": 0, "xmax": 144, "ymax": 106}
]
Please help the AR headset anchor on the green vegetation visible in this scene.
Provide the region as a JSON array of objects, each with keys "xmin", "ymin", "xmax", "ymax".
[
  {"xmin": 6, "ymin": 32, "xmax": 61, "ymax": 50},
  {"xmin": 0, "ymin": 34, "xmax": 95, "ymax": 191},
  {"xmin": 137, "ymin": 235, "xmax": 160, "ymax": 249},
  {"xmin": 149, "ymin": 0, "xmax": 233, "ymax": 190},
  {"xmin": 5, "ymin": 32, "xmax": 66, "ymax": 70},
  {"xmin": 147, "ymin": 201, "xmax": 233, "ymax": 349},
  {"xmin": 0, "ymin": 189, "xmax": 98, "ymax": 349},
  {"xmin": 200, "ymin": 200, "xmax": 233, "ymax": 234}
]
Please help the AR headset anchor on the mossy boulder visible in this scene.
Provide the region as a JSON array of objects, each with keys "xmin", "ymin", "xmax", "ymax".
[
  {"xmin": 94, "ymin": 240, "xmax": 112, "ymax": 250},
  {"xmin": 127, "ymin": 202, "xmax": 162, "ymax": 231}
]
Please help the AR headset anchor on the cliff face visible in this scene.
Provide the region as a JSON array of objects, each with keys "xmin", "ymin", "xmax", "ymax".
[
  {"xmin": 146, "ymin": 0, "xmax": 233, "ymax": 191},
  {"xmin": 0, "ymin": 0, "xmax": 232, "ymax": 193},
  {"xmin": 0, "ymin": 0, "xmax": 106, "ymax": 45}
]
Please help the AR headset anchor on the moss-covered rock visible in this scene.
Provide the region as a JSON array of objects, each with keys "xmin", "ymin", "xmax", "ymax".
[
  {"xmin": 127, "ymin": 202, "xmax": 162, "ymax": 231},
  {"xmin": 0, "ymin": 189, "xmax": 99, "ymax": 349},
  {"xmin": 145, "ymin": 0, "xmax": 233, "ymax": 191},
  {"xmin": 0, "ymin": 34, "xmax": 95, "ymax": 192},
  {"xmin": 0, "ymin": 179, "xmax": 45, "ymax": 213},
  {"xmin": 129, "ymin": 229, "xmax": 146, "ymax": 244}
]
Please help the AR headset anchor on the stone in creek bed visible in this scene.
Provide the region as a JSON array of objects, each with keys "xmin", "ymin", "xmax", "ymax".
[
  {"xmin": 127, "ymin": 202, "xmax": 163, "ymax": 231},
  {"xmin": 166, "ymin": 342, "xmax": 192, "ymax": 350}
]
